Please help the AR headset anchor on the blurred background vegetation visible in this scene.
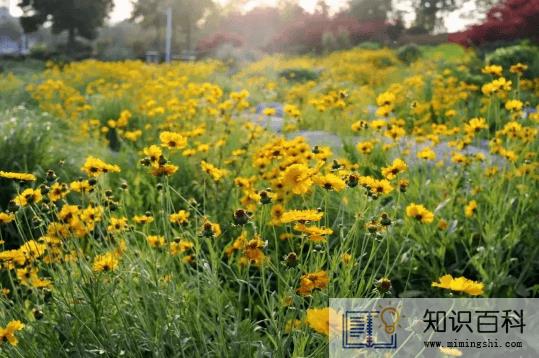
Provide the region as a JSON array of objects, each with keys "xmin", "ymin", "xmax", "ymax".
[{"xmin": 0, "ymin": 0, "xmax": 537, "ymax": 65}]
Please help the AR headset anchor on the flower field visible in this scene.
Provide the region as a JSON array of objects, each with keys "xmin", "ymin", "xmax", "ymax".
[{"xmin": 0, "ymin": 44, "xmax": 538, "ymax": 356}]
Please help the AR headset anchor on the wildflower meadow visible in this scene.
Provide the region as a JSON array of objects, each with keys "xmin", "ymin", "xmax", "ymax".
[{"xmin": 0, "ymin": 43, "xmax": 538, "ymax": 356}]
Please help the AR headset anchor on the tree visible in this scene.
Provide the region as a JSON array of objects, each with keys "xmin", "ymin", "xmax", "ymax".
[
  {"xmin": 473, "ymin": 0, "xmax": 502, "ymax": 14},
  {"xmin": 131, "ymin": 0, "xmax": 213, "ymax": 52},
  {"xmin": 412, "ymin": 0, "xmax": 458, "ymax": 33},
  {"xmin": 349, "ymin": 0, "xmax": 392, "ymax": 22},
  {"xmin": 18, "ymin": 0, "xmax": 113, "ymax": 47}
]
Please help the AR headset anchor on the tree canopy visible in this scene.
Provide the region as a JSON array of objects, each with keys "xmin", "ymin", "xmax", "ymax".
[
  {"xmin": 19, "ymin": 0, "xmax": 113, "ymax": 45},
  {"xmin": 131, "ymin": 0, "xmax": 213, "ymax": 51}
]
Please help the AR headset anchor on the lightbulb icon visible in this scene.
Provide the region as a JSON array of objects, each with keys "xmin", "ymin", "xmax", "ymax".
[{"xmin": 379, "ymin": 306, "xmax": 400, "ymax": 334}]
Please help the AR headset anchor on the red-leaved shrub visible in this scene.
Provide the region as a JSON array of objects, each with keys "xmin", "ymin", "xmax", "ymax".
[{"xmin": 449, "ymin": 0, "xmax": 539, "ymax": 46}]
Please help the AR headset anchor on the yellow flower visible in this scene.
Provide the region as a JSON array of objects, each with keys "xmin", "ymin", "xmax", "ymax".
[
  {"xmin": 116, "ymin": 109, "xmax": 131, "ymax": 127},
  {"xmin": 0, "ymin": 212, "xmax": 15, "ymax": 224},
  {"xmin": 509, "ymin": 63, "xmax": 527, "ymax": 74},
  {"xmin": 505, "ymin": 99, "xmax": 523, "ymax": 112},
  {"xmin": 16, "ymin": 266, "xmax": 51, "ymax": 288},
  {"xmin": 280, "ymin": 209, "xmax": 323, "ymax": 224},
  {"xmin": 200, "ymin": 160, "xmax": 227, "ymax": 181},
  {"xmin": 293, "ymin": 223, "xmax": 333, "ymax": 242},
  {"xmin": 169, "ymin": 210, "xmax": 190, "ymax": 225},
  {"xmin": 464, "ymin": 117, "xmax": 488, "ymax": 134},
  {"xmin": 464, "ymin": 200, "xmax": 477, "ymax": 217},
  {"xmin": 360, "ymin": 176, "xmax": 393, "ymax": 196},
  {"xmin": 351, "ymin": 120, "xmax": 368, "ymax": 132},
  {"xmin": 280, "ymin": 164, "xmax": 313, "ymax": 195},
  {"xmin": 147, "ymin": 235, "xmax": 165, "ymax": 248},
  {"xmin": 313, "ymin": 173, "xmax": 346, "ymax": 192},
  {"xmin": 170, "ymin": 240, "xmax": 194, "ymax": 256},
  {"xmin": 133, "ymin": 214, "xmax": 154, "ymax": 224},
  {"xmin": 124, "ymin": 130, "xmax": 142, "ymax": 142},
  {"xmin": 92, "ymin": 252, "xmax": 120, "ymax": 272},
  {"xmin": 201, "ymin": 219, "xmax": 222, "ymax": 238},
  {"xmin": 373, "ymin": 179, "xmax": 394, "ymax": 196},
  {"xmin": 305, "ymin": 307, "xmax": 339, "ymax": 336},
  {"xmin": 432, "ymin": 274, "xmax": 484, "ymax": 296},
  {"xmin": 263, "ymin": 107, "xmax": 277, "ymax": 116},
  {"xmin": 381, "ymin": 158, "xmax": 407, "ymax": 180},
  {"xmin": 406, "ymin": 203, "xmax": 434, "ymax": 224},
  {"xmin": 13, "ymin": 188, "xmax": 42, "ymax": 207},
  {"xmin": 297, "ymin": 271, "xmax": 329, "ymax": 296},
  {"xmin": 376, "ymin": 91, "xmax": 396, "ymax": 107},
  {"xmin": 370, "ymin": 119, "xmax": 387, "ymax": 130},
  {"xmin": 384, "ymin": 125, "xmax": 406, "ymax": 140},
  {"xmin": 143, "ymin": 145, "xmax": 163, "ymax": 164},
  {"xmin": 270, "ymin": 204, "xmax": 285, "ymax": 225},
  {"xmin": 0, "ymin": 320, "xmax": 25, "ymax": 346},
  {"xmin": 417, "ymin": 147, "xmax": 436, "ymax": 161},
  {"xmin": 438, "ymin": 219, "xmax": 449, "ymax": 230},
  {"xmin": 70, "ymin": 179, "xmax": 93, "ymax": 193},
  {"xmin": 445, "ymin": 109, "xmax": 456, "ymax": 117},
  {"xmin": 451, "ymin": 152, "xmax": 469, "ymax": 165},
  {"xmin": 0, "ymin": 171, "xmax": 36, "ymax": 181},
  {"xmin": 241, "ymin": 236, "xmax": 267, "ymax": 266},
  {"xmin": 107, "ymin": 217, "xmax": 129, "ymax": 233},
  {"xmin": 481, "ymin": 64, "xmax": 502, "ymax": 77},
  {"xmin": 341, "ymin": 253, "xmax": 352, "ymax": 264},
  {"xmin": 356, "ymin": 141, "xmax": 374, "ymax": 154},
  {"xmin": 376, "ymin": 105, "xmax": 392, "ymax": 117},
  {"xmin": 81, "ymin": 156, "xmax": 120, "ymax": 177},
  {"xmin": 48, "ymin": 182, "xmax": 69, "ymax": 202},
  {"xmin": 150, "ymin": 163, "xmax": 178, "ymax": 177},
  {"xmin": 160, "ymin": 131, "xmax": 187, "ymax": 150}
]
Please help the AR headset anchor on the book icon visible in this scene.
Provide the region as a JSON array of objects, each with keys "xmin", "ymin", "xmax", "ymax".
[{"xmin": 343, "ymin": 310, "xmax": 397, "ymax": 349}]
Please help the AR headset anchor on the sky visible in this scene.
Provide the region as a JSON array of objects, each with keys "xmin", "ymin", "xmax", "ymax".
[{"xmin": 8, "ymin": 0, "xmax": 478, "ymax": 32}]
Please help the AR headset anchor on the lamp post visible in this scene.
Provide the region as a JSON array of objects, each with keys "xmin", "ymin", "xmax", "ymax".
[{"xmin": 165, "ymin": 6, "xmax": 172, "ymax": 63}]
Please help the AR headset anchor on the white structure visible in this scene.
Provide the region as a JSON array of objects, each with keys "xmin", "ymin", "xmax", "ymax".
[
  {"xmin": 0, "ymin": 0, "xmax": 9, "ymax": 12},
  {"xmin": 0, "ymin": 0, "xmax": 11, "ymax": 22},
  {"xmin": 0, "ymin": 0, "xmax": 29, "ymax": 56}
]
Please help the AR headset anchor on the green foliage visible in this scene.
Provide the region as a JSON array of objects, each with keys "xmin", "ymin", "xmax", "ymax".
[
  {"xmin": 356, "ymin": 41, "xmax": 382, "ymax": 50},
  {"xmin": 397, "ymin": 43, "xmax": 422, "ymax": 64},
  {"xmin": 486, "ymin": 44, "xmax": 539, "ymax": 78},
  {"xmin": 420, "ymin": 43, "xmax": 467, "ymax": 62},
  {"xmin": 0, "ymin": 109, "xmax": 88, "ymax": 210},
  {"xmin": 321, "ymin": 31, "xmax": 352, "ymax": 54},
  {"xmin": 278, "ymin": 68, "xmax": 320, "ymax": 83}
]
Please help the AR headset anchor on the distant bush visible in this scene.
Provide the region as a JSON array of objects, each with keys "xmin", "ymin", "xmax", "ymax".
[
  {"xmin": 268, "ymin": 13, "xmax": 388, "ymax": 54},
  {"xmin": 278, "ymin": 68, "xmax": 320, "ymax": 82},
  {"xmin": 197, "ymin": 32, "xmax": 244, "ymax": 57},
  {"xmin": 211, "ymin": 44, "xmax": 261, "ymax": 71},
  {"xmin": 397, "ymin": 44, "xmax": 422, "ymax": 64},
  {"xmin": 486, "ymin": 44, "xmax": 539, "ymax": 78},
  {"xmin": 29, "ymin": 44, "xmax": 57, "ymax": 60},
  {"xmin": 321, "ymin": 30, "xmax": 352, "ymax": 54}
]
